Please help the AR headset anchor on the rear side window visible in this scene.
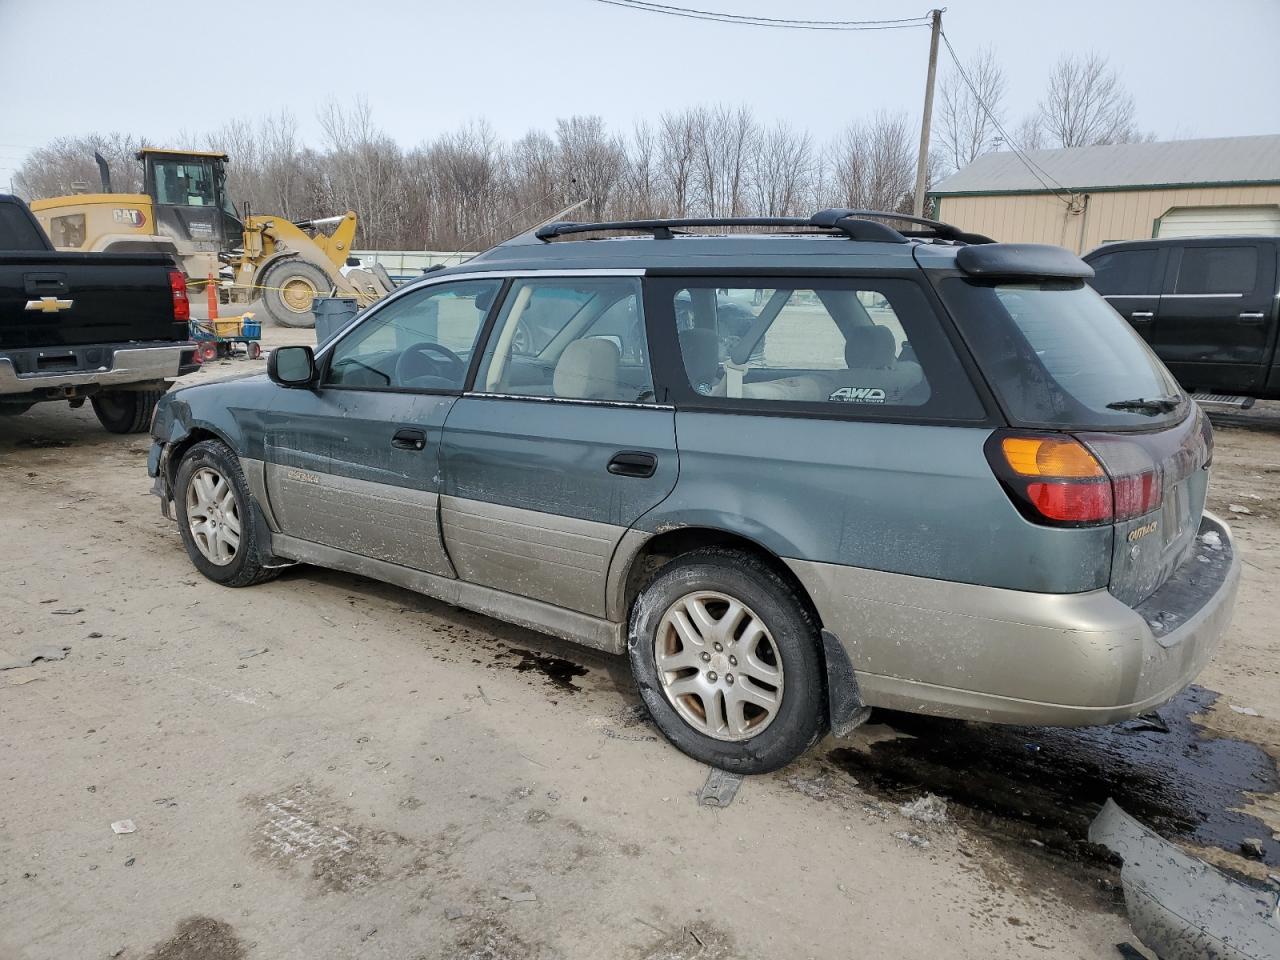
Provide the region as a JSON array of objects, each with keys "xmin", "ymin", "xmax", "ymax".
[
  {"xmin": 1088, "ymin": 248, "xmax": 1158, "ymax": 295},
  {"xmin": 1175, "ymin": 246, "xmax": 1258, "ymax": 294},
  {"xmin": 940, "ymin": 279, "xmax": 1186, "ymax": 430},
  {"xmin": 652, "ymin": 277, "xmax": 984, "ymax": 419},
  {"xmin": 0, "ymin": 202, "xmax": 49, "ymax": 250}
]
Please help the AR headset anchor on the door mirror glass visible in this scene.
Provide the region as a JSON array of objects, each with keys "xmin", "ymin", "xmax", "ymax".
[{"xmin": 269, "ymin": 345, "xmax": 316, "ymax": 387}]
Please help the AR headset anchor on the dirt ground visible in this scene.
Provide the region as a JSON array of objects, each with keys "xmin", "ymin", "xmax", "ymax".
[{"xmin": 2, "ymin": 345, "xmax": 1278, "ymax": 959}]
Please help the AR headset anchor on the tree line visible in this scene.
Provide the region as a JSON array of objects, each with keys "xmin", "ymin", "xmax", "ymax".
[{"xmin": 16, "ymin": 52, "xmax": 1152, "ymax": 252}]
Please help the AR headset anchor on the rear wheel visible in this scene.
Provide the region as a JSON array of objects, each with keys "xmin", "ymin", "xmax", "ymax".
[
  {"xmin": 258, "ymin": 260, "xmax": 332, "ymax": 328},
  {"xmin": 173, "ymin": 440, "xmax": 277, "ymax": 587},
  {"xmin": 628, "ymin": 548, "xmax": 826, "ymax": 773},
  {"xmin": 91, "ymin": 389, "xmax": 164, "ymax": 434}
]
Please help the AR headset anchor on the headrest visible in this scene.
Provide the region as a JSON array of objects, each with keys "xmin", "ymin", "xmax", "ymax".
[
  {"xmin": 679, "ymin": 327, "xmax": 720, "ymax": 393},
  {"xmin": 845, "ymin": 324, "xmax": 895, "ymax": 369},
  {"xmin": 553, "ymin": 338, "xmax": 621, "ymax": 399}
]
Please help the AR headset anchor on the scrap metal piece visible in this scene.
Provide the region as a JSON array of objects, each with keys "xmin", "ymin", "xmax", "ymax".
[
  {"xmin": 1089, "ymin": 798, "xmax": 1280, "ymax": 960},
  {"xmin": 698, "ymin": 768, "xmax": 743, "ymax": 808}
]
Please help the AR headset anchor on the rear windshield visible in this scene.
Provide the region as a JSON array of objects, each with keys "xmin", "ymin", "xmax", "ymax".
[{"xmin": 940, "ymin": 278, "xmax": 1188, "ymax": 431}]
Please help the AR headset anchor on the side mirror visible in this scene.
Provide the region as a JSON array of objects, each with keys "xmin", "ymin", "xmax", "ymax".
[{"xmin": 268, "ymin": 345, "xmax": 316, "ymax": 387}]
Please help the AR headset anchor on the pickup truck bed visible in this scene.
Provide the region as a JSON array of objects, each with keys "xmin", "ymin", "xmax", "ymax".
[{"xmin": 0, "ymin": 194, "xmax": 197, "ymax": 432}]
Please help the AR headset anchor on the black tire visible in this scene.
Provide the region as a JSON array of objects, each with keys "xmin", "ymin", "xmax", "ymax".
[
  {"xmin": 91, "ymin": 389, "xmax": 164, "ymax": 434},
  {"xmin": 258, "ymin": 260, "xmax": 332, "ymax": 328},
  {"xmin": 173, "ymin": 439, "xmax": 278, "ymax": 588},
  {"xmin": 628, "ymin": 547, "xmax": 826, "ymax": 774}
]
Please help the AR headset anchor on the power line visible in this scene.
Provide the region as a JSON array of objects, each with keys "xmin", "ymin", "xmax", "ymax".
[
  {"xmin": 938, "ymin": 29, "xmax": 1074, "ymax": 205},
  {"xmin": 587, "ymin": 0, "xmax": 932, "ymax": 31}
]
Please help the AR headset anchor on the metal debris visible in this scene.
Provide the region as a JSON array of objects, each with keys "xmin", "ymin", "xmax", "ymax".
[
  {"xmin": 111, "ymin": 819, "xmax": 137, "ymax": 835},
  {"xmin": 698, "ymin": 768, "xmax": 744, "ymax": 808},
  {"xmin": 1090, "ymin": 799, "xmax": 1280, "ymax": 960}
]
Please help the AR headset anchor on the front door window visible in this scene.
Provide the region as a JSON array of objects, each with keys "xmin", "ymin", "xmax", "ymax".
[{"xmin": 324, "ymin": 280, "xmax": 501, "ymax": 391}]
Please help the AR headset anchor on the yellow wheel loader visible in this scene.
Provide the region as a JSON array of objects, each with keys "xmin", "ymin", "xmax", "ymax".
[{"xmin": 29, "ymin": 149, "xmax": 395, "ymax": 328}]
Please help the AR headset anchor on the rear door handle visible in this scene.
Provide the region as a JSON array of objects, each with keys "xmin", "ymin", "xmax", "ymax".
[
  {"xmin": 1129, "ymin": 311, "xmax": 1154, "ymax": 319},
  {"xmin": 1239, "ymin": 312, "xmax": 1266, "ymax": 325},
  {"xmin": 391, "ymin": 428, "xmax": 427, "ymax": 451},
  {"xmin": 608, "ymin": 450, "xmax": 657, "ymax": 478}
]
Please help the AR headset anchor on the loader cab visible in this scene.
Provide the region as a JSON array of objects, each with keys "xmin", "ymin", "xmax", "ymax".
[{"xmin": 139, "ymin": 149, "xmax": 242, "ymax": 254}]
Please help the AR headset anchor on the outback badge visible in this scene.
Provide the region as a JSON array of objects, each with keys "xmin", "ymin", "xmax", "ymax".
[{"xmin": 1127, "ymin": 520, "xmax": 1158, "ymax": 543}]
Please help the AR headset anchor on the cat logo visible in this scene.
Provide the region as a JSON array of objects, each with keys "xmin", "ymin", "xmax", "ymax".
[
  {"xmin": 287, "ymin": 469, "xmax": 320, "ymax": 485},
  {"xmin": 111, "ymin": 208, "xmax": 147, "ymax": 228},
  {"xmin": 829, "ymin": 386, "xmax": 887, "ymax": 404},
  {"xmin": 1127, "ymin": 520, "xmax": 1158, "ymax": 543}
]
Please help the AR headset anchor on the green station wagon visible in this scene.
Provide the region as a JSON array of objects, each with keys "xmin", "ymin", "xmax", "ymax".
[{"xmin": 147, "ymin": 210, "xmax": 1241, "ymax": 773}]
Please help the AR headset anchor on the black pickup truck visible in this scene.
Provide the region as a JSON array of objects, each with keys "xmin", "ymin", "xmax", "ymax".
[
  {"xmin": 1084, "ymin": 235, "xmax": 1280, "ymax": 405},
  {"xmin": 1, "ymin": 194, "xmax": 198, "ymax": 432}
]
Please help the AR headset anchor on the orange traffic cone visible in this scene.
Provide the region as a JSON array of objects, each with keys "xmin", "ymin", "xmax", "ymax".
[{"xmin": 206, "ymin": 272, "xmax": 218, "ymax": 321}]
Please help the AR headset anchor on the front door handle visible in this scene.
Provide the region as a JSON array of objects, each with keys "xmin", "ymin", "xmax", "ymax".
[
  {"xmin": 608, "ymin": 450, "xmax": 657, "ymax": 478},
  {"xmin": 392, "ymin": 428, "xmax": 427, "ymax": 451},
  {"xmin": 1129, "ymin": 311, "xmax": 1154, "ymax": 320},
  {"xmin": 1239, "ymin": 312, "xmax": 1266, "ymax": 325}
]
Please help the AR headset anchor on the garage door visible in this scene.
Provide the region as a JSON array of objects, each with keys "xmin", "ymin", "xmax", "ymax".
[{"xmin": 1156, "ymin": 205, "xmax": 1280, "ymax": 238}]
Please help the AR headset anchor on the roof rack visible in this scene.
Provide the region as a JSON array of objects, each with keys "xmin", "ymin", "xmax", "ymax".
[{"xmin": 533, "ymin": 209, "xmax": 993, "ymax": 245}]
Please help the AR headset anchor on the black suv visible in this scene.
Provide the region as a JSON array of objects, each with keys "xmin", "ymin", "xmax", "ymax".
[{"xmin": 1084, "ymin": 236, "xmax": 1280, "ymax": 403}]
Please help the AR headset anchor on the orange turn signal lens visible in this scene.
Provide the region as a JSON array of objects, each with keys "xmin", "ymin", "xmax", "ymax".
[{"xmin": 1000, "ymin": 436, "xmax": 1106, "ymax": 479}]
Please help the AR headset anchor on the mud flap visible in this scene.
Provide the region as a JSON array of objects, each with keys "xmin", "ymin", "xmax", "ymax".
[
  {"xmin": 822, "ymin": 629, "xmax": 871, "ymax": 738},
  {"xmin": 1090, "ymin": 798, "xmax": 1280, "ymax": 960},
  {"xmin": 250, "ymin": 500, "xmax": 294, "ymax": 570}
]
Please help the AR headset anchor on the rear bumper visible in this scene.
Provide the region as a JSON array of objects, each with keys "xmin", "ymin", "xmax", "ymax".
[
  {"xmin": 0, "ymin": 342, "xmax": 194, "ymax": 397},
  {"xmin": 787, "ymin": 511, "xmax": 1241, "ymax": 726}
]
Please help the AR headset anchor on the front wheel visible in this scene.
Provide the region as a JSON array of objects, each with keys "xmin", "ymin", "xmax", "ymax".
[
  {"xmin": 91, "ymin": 389, "xmax": 164, "ymax": 434},
  {"xmin": 257, "ymin": 260, "xmax": 332, "ymax": 328},
  {"xmin": 173, "ymin": 440, "xmax": 277, "ymax": 587},
  {"xmin": 628, "ymin": 548, "xmax": 826, "ymax": 774}
]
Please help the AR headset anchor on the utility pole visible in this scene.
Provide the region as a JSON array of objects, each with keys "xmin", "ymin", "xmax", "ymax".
[{"xmin": 912, "ymin": 8, "xmax": 943, "ymax": 219}]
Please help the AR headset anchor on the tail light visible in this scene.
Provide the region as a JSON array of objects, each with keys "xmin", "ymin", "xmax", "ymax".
[
  {"xmin": 169, "ymin": 270, "xmax": 190, "ymax": 323},
  {"xmin": 987, "ymin": 433, "xmax": 1162, "ymax": 527}
]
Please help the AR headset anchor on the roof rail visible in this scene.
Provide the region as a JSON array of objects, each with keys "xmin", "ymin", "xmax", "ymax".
[
  {"xmin": 535, "ymin": 215, "xmax": 907, "ymax": 243},
  {"xmin": 533, "ymin": 210, "xmax": 992, "ymax": 245},
  {"xmin": 811, "ymin": 208, "xmax": 994, "ymax": 244}
]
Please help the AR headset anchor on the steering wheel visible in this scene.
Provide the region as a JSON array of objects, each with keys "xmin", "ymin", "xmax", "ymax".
[{"xmin": 393, "ymin": 341, "xmax": 465, "ymax": 386}]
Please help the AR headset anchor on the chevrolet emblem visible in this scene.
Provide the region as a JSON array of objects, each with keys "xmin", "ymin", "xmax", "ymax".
[{"xmin": 25, "ymin": 297, "xmax": 74, "ymax": 313}]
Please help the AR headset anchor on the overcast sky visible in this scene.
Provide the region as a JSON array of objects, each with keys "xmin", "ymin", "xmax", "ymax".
[{"xmin": 2, "ymin": 0, "xmax": 1278, "ymax": 190}]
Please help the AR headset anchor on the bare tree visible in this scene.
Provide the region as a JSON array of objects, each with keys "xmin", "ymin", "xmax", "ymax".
[
  {"xmin": 14, "ymin": 132, "xmax": 147, "ymax": 198},
  {"xmin": 554, "ymin": 115, "xmax": 626, "ymax": 220},
  {"xmin": 1032, "ymin": 52, "xmax": 1145, "ymax": 148},
  {"xmin": 936, "ymin": 46, "xmax": 1006, "ymax": 173},
  {"xmin": 657, "ymin": 109, "xmax": 699, "ymax": 217},
  {"xmin": 827, "ymin": 112, "xmax": 915, "ymax": 213},
  {"xmin": 751, "ymin": 121, "xmax": 813, "ymax": 217},
  {"xmin": 694, "ymin": 104, "xmax": 756, "ymax": 217}
]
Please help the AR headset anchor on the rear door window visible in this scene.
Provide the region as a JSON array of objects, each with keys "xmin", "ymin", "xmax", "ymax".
[
  {"xmin": 651, "ymin": 277, "xmax": 985, "ymax": 419},
  {"xmin": 1088, "ymin": 248, "xmax": 1159, "ymax": 296},
  {"xmin": 1175, "ymin": 245, "xmax": 1258, "ymax": 295},
  {"xmin": 940, "ymin": 278, "xmax": 1188, "ymax": 430}
]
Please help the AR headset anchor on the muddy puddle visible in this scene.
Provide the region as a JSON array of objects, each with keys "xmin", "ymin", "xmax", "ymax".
[
  {"xmin": 492, "ymin": 646, "xmax": 589, "ymax": 693},
  {"xmin": 830, "ymin": 685, "xmax": 1279, "ymax": 869}
]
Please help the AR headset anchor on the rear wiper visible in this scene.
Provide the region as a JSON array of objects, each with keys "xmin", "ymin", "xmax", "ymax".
[{"xmin": 1106, "ymin": 395, "xmax": 1181, "ymax": 414}]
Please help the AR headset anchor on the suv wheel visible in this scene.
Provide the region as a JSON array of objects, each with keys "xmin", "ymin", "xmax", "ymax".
[
  {"xmin": 174, "ymin": 440, "xmax": 277, "ymax": 587},
  {"xmin": 91, "ymin": 389, "xmax": 164, "ymax": 434},
  {"xmin": 628, "ymin": 548, "xmax": 825, "ymax": 773}
]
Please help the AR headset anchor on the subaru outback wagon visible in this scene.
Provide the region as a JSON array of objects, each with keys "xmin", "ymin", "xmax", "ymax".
[{"xmin": 146, "ymin": 209, "xmax": 1241, "ymax": 773}]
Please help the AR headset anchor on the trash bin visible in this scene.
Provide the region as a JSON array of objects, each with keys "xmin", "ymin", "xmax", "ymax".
[{"xmin": 313, "ymin": 297, "xmax": 359, "ymax": 347}]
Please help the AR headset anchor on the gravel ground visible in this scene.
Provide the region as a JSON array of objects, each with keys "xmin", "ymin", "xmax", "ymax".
[{"xmin": 2, "ymin": 352, "xmax": 1277, "ymax": 959}]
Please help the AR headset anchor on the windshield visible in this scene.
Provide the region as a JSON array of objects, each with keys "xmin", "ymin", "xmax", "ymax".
[
  {"xmin": 940, "ymin": 278, "xmax": 1187, "ymax": 430},
  {"xmin": 153, "ymin": 158, "xmax": 217, "ymax": 207}
]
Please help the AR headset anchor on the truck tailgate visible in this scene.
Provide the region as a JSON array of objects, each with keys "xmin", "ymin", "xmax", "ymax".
[{"xmin": 0, "ymin": 251, "xmax": 183, "ymax": 350}]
